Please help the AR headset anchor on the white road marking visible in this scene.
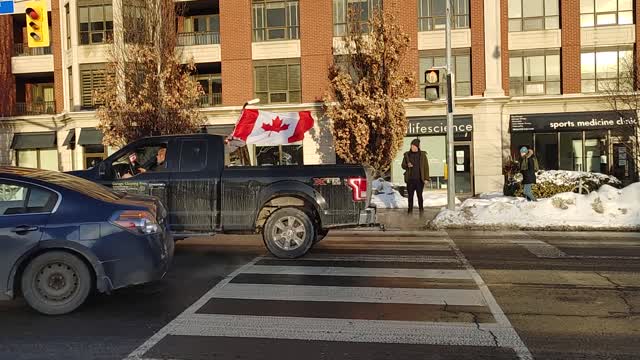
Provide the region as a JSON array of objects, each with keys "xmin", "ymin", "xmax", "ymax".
[
  {"xmin": 292, "ymin": 253, "xmax": 460, "ymax": 263},
  {"xmin": 316, "ymin": 243, "xmax": 454, "ymax": 251},
  {"xmin": 513, "ymin": 238, "xmax": 640, "ymax": 260},
  {"xmin": 245, "ymin": 265, "xmax": 472, "ymax": 279},
  {"xmin": 214, "ymin": 283, "xmax": 487, "ymax": 306}
]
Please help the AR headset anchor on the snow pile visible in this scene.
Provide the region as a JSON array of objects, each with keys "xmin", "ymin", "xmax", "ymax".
[
  {"xmin": 535, "ymin": 170, "xmax": 621, "ymax": 187},
  {"xmin": 371, "ymin": 178, "xmax": 461, "ymax": 209},
  {"xmin": 431, "ymin": 182, "xmax": 640, "ymax": 230}
]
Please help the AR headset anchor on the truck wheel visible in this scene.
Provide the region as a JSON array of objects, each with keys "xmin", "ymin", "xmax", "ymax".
[
  {"xmin": 263, "ymin": 208, "xmax": 315, "ymax": 258},
  {"xmin": 21, "ymin": 251, "xmax": 92, "ymax": 315}
]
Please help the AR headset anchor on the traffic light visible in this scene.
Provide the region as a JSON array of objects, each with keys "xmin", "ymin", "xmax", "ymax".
[
  {"xmin": 25, "ymin": 0, "xmax": 49, "ymax": 48},
  {"xmin": 424, "ymin": 69, "xmax": 440, "ymax": 101}
]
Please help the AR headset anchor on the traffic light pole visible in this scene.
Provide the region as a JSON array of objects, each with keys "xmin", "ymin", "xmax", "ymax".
[{"xmin": 445, "ymin": 0, "xmax": 456, "ymax": 210}]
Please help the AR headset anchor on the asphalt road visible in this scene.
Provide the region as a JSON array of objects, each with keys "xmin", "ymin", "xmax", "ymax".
[{"xmin": 1, "ymin": 230, "xmax": 639, "ymax": 360}]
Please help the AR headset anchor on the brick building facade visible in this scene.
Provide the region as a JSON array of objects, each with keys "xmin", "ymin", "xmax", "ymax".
[{"xmin": 1, "ymin": 0, "xmax": 639, "ymax": 193}]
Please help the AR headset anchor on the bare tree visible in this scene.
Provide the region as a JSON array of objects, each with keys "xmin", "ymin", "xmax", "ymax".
[
  {"xmin": 324, "ymin": 7, "xmax": 415, "ymax": 174},
  {"xmin": 602, "ymin": 55, "xmax": 640, "ymax": 182},
  {"xmin": 96, "ymin": 0, "xmax": 204, "ymax": 147}
]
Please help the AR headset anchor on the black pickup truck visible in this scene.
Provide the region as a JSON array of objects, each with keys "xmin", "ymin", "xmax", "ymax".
[{"xmin": 69, "ymin": 133, "xmax": 376, "ymax": 258}]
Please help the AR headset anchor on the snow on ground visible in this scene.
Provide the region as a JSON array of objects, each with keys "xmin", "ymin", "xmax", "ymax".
[
  {"xmin": 371, "ymin": 178, "xmax": 461, "ymax": 209},
  {"xmin": 534, "ymin": 170, "xmax": 621, "ymax": 187},
  {"xmin": 431, "ymin": 182, "xmax": 640, "ymax": 230}
]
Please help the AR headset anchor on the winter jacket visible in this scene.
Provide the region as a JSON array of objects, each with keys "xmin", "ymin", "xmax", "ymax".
[
  {"xmin": 520, "ymin": 150, "xmax": 538, "ymax": 184},
  {"xmin": 402, "ymin": 150, "xmax": 430, "ymax": 183}
]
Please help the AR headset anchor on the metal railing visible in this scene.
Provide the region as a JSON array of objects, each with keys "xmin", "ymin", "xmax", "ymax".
[
  {"xmin": 198, "ymin": 93, "xmax": 222, "ymax": 107},
  {"xmin": 13, "ymin": 43, "xmax": 53, "ymax": 56},
  {"xmin": 177, "ymin": 31, "xmax": 220, "ymax": 46},
  {"xmin": 14, "ymin": 101, "xmax": 56, "ymax": 116}
]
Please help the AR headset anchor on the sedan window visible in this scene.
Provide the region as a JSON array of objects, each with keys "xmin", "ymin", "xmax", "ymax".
[{"xmin": 0, "ymin": 182, "xmax": 57, "ymax": 215}]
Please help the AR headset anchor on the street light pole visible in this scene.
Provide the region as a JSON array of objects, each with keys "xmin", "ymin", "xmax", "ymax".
[{"xmin": 445, "ymin": 0, "xmax": 456, "ymax": 210}]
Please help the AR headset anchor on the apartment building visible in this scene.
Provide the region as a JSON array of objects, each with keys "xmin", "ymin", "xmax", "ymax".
[{"xmin": 0, "ymin": 0, "xmax": 638, "ymax": 195}]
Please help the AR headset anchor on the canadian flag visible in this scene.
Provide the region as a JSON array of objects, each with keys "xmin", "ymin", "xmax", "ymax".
[{"xmin": 230, "ymin": 109, "xmax": 315, "ymax": 146}]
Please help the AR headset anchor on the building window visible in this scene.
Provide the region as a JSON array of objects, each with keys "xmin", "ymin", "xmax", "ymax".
[
  {"xmin": 418, "ymin": 0, "xmax": 469, "ymax": 31},
  {"xmin": 333, "ymin": 0, "xmax": 382, "ymax": 36},
  {"xmin": 16, "ymin": 149, "xmax": 59, "ymax": 171},
  {"xmin": 78, "ymin": 2, "xmax": 113, "ymax": 45},
  {"xmin": 509, "ymin": 49, "xmax": 561, "ymax": 96},
  {"xmin": 195, "ymin": 74, "xmax": 222, "ymax": 107},
  {"xmin": 80, "ymin": 64, "xmax": 106, "ymax": 109},
  {"xmin": 255, "ymin": 144, "xmax": 303, "ymax": 166},
  {"xmin": 580, "ymin": 0, "xmax": 634, "ymax": 27},
  {"xmin": 252, "ymin": 0, "xmax": 299, "ymax": 42},
  {"xmin": 123, "ymin": 0, "xmax": 145, "ymax": 44},
  {"xmin": 508, "ymin": 0, "xmax": 559, "ymax": 32},
  {"xmin": 419, "ymin": 49, "xmax": 471, "ymax": 97},
  {"xmin": 179, "ymin": 15, "xmax": 220, "ymax": 45},
  {"xmin": 581, "ymin": 47, "xmax": 634, "ymax": 93},
  {"xmin": 68, "ymin": 67, "xmax": 74, "ymax": 111},
  {"xmin": 254, "ymin": 59, "xmax": 301, "ymax": 104},
  {"xmin": 65, "ymin": 4, "xmax": 71, "ymax": 49}
]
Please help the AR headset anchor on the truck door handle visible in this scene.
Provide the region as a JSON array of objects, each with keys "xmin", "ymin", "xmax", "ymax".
[
  {"xmin": 11, "ymin": 225, "xmax": 39, "ymax": 233},
  {"xmin": 148, "ymin": 183, "xmax": 166, "ymax": 189}
]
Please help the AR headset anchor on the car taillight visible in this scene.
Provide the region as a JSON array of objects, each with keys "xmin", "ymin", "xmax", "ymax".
[
  {"xmin": 110, "ymin": 210, "xmax": 160, "ymax": 235},
  {"xmin": 347, "ymin": 177, "xmax": 367, "ymax": 202}
]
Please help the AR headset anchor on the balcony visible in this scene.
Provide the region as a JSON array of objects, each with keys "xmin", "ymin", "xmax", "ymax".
[
  {"xmin": 177, "ymin": 31, "xmax": 220, "ymax": 46},
  {"xmin": 14, "ymin": 101, "xmax": 57, "ymax": 116},
  {"xmin": 13, "ymin": 44, "xmax": 53, "ymax": 56},
  {"xmin": 199, "ymin": 93, "xmax": 222, "ymax": 108}
]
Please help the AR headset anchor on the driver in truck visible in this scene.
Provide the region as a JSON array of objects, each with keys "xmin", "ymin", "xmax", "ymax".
[{"xmin": 122, "ymin": 144, "xmax": 167, "ymax": 178}]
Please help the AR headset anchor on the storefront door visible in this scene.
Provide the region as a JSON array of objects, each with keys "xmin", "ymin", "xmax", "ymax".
[{"xmin": 454, "ymin": 143, "xmax": 473, "ymax": 194}]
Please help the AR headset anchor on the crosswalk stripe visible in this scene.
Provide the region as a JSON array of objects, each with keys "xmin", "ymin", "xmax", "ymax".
[
  {"xmin": 291, "ymin": 254, "xmax": 460, "ymax": 263},
  {"xmin": 213, "ymin": 283, "xmax": 487, "ymax": 306},
  {"xmin": 245, "ymin": 265, "xmax": 472, "ymax": 279},
  {"xmin": 322, "ymin": 237, "xmax": 451, "ymax": 244},
  {"xmin": 167, "ymin": 313, "xmax": 523, "ymax": 348}
]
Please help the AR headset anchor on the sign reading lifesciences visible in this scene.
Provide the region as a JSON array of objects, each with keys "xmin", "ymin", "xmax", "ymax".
[
  {"xmin": 407, "ymin": 115, "xmax": 473, "ymax": 135},
  {"xmin": 511, "ymin": 111, "xmax": 638, "ymax": 132}
]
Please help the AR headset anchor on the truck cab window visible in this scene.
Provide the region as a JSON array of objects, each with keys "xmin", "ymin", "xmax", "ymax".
[
  {"xmin": 112, "ymin": 143, "xmax": 168, "ymax": 179},
  {"xmin": 180, "ymin": 140, "xmax": 208, "ymax": 172}
]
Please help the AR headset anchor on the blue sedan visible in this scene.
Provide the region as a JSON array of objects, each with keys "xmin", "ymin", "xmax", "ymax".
[{"xmin": 0, "ymin": 167, "xmax": 174, "ymax": 315}]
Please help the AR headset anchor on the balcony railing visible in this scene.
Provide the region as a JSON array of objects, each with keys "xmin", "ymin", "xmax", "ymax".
[
  {"xmin": 199, "ymin": 93, "xmax": 222, "ymax": 107},
  {"xmin": 13, "ymin": 43, "xmax": 53, "ymax": 56},
  {"xmin": 14, "ymin": 101, "xmax": 56, "ymax": 116},
  {"xmin": 177, "ymin": 31, "xmax": 220, "ymax": 46}
]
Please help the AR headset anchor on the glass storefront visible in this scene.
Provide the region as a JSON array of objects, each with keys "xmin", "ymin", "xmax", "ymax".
[
  {"xmin": 510, "ymin": 111, "xmax": 638, "ymax": 182},
  {"xmin": 391, "ymin": 115, "xmax": 474, "ymax": 194}
]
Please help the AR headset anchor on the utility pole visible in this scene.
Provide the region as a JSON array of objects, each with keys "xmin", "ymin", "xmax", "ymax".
[{"xmin": 445, "ymin": 0, "xmax": 456, "ymax": 210}]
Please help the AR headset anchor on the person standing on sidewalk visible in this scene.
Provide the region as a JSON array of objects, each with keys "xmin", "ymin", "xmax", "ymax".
[
  {"xmin": 402, "ymin": 139, "xmax": 430, "ymax": 213},
  {"xmin": 519, "ymin": 146, "xmax": 539, "ymax": 202}
]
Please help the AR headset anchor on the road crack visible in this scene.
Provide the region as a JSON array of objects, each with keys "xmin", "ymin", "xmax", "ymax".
[
  {"xmin": 442, "ymin": 301, "xmax": 499, "ymax": 347},
  {"xmin": 595, "ymin": 272, "xmax": 638, "ymax": 316}
]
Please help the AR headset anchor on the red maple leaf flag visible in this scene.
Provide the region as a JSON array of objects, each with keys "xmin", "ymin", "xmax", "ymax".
[
  {"xmin": 261, "ymin": 116, "xmax": 290, "ymax": 133},
  {"xmin": 231, "ymin": 110, "xmax": 314, "ymax": 146}
]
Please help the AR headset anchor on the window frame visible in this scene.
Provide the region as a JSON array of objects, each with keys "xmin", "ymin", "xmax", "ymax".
[
  {"xmin": 79, "ymin": 64, "xmax": 107, "ymax": 110},
  {"xmin": 419, "ymin": 49, "xmax": 472, "ymax": 98},
  {"xmin": 252, "ymin": 0, "xmax": 299, "ymax": 42},
  {"xmin": 0, "ymin": 179, "xmax": 60, "ymax": 216},
  {"xmin": 508, "ymin": 0, "xmax": 560, "ymax": 32},
  {"xmin": 580, "ymin": 0, "xmax": 635, "ymax": 28},
  {"xmin": 333, "ymin": 0, "xmax": 382, "ymax": 37},
  {"xmin": 418, "ymin": 0, "xmax": 470, "ymax": 32},
  {"xmin": 509, "ymin": 48, "xmax": 561, "ymax": 96},
  {"xmin": 254, "ymin": 144, "xmax": 304, "ymax": 166},
  {"xmin": 178, "ymin": 139, "xmax": 209, "ymax": 172},
  {"xmin": 581, "ymin": 46, "xmax": 635, "ymax": 93},
  {"xmin": 78, "ymin": 3, "xmax": 113, "ymax": 45},
  {"xmin": 16, "ymin": 149, "xmax": 59, "ymax": 171},
  {"xmin": 195, "ymin": 74, "xmax": 223, "ymax": 107},
  {"xmin": 253, "ymin": 59, "xmax": 301, "ymax": 104}
]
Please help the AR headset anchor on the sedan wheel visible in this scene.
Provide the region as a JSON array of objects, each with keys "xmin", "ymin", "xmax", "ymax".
[
  {"xmin": 264, "ymin": 208, "xmax": 315, "ymax": 259},
  {"xmin": 21, "ymin": 251, "xmax": 92, "ymax": 315}
]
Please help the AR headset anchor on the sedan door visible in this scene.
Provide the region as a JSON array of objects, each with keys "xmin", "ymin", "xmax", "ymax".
[{"xmin": 0, "ymin": 181, "xmax": 56, "ymax": 295}]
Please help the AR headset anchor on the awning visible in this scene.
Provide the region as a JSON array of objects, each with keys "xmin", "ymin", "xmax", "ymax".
[
  {"xmin": 206, "ymin": 124, "xmax": 235, "ymax": 137},
  {"xmin": 62, "ymin": 129, "xmax": 76, "ymax": 147},
  {"xmin": 77, "ymin": 128, "xmax": 104, "ymax": 145},
  {"xmin": 10, "ymin": 132, "xmax": 57, "ymax": 150}
]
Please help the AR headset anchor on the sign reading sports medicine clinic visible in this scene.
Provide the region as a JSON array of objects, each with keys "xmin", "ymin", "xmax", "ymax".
[
  {"xmin": 510, "ymin": 111, "xmax": 638, "ymax": 132},
  {"xmin": 407, "ymin": 115, "xmax": 473, "ymax": 135}
]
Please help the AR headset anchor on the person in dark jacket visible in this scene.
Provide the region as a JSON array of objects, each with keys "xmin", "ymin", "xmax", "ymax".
[
  {"xmin": 402, "ymin": 138, "xmax": 430, "ymax": 213},
  {"xmin": 519, "ymin": 146, "xmax": 538, "ymax": 202}
]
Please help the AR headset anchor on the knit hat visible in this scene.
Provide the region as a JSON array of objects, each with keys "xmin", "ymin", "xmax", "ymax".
[
  {"xmin": 411, "ymin": 138, "xmax": 420, "ymax": 148},
  {"xmin": 519, "ymin": 146, "xmax": 528, "ymax": 154}
]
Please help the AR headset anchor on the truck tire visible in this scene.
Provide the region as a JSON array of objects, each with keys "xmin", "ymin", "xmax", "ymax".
[
  {"xmin": 21, "ymin": 251, "xmax": 92, "ymax": 315},
  {"xmin": 263, "ymin": 208, "xmax": 315, "ymax": 258}
]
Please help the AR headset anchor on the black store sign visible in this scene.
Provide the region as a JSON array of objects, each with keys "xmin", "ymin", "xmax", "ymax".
[
  {"xmin": 407, "ymin": 115, "xmax": 473, "ymax": 135},
  {"xmin": 511, "ymin": 111, "xmax": 638, "ymax": 132}
]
